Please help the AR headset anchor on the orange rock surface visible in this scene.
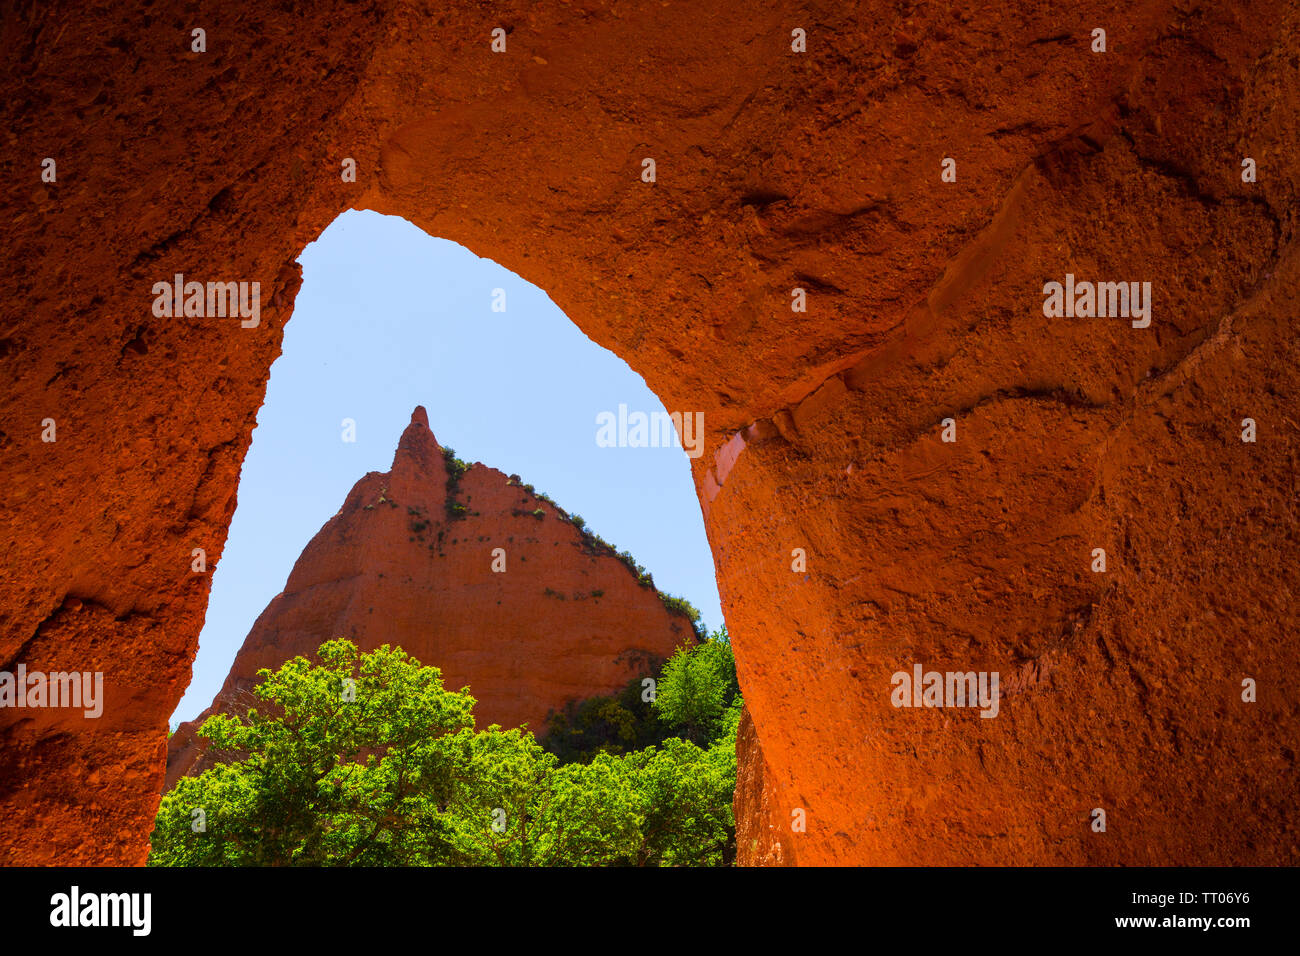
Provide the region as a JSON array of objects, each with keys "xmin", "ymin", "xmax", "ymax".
[
  {"xmin": 1, "ymin": 0, "xmax": 1297, "ymax": 865},
  {"xmin": 734, "ymin": 705, "xmax": 796, "ymax": 867},
  {"xmin": 165, "ymin": 407, "xmax": 696, "ymax": 788}
]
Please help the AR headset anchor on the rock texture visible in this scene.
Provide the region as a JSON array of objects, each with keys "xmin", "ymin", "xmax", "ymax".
[
  {"xmin": 1, "ymin": 0, "xmax": 1297, "ymax": 865},
  {"xmin": 166, "ymin": 407, "xmax": 696, "ymax": 788},
  {"xmin": 734, "ymin": 705, "xmax": 796, "ymax": 866}
]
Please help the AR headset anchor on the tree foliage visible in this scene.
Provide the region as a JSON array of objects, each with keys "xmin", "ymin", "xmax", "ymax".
[
  {"xmin": 150, "ymin": 638, "xmax": 738, "ymax": 867},
  {"xmin": 541, "ymin": 626, "xmax": 738, "ymax": 758},
  {"xmin": 653, "ymin": 627, "xmax": 739, "ymax": 746}
]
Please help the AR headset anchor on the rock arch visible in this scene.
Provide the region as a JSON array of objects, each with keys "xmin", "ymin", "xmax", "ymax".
[{"xmin": 1, "ymin": 0, "xmax": 1297, "ymax": 864}]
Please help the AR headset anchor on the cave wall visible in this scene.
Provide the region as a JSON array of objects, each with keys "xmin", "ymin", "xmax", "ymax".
[
  {"xmin": 735, "ymin": 705, "xmax": 797, "ymax": 866},
  {"xmin": 1, "ymin": 0, "xmax": 1296, "ymax": 864}
]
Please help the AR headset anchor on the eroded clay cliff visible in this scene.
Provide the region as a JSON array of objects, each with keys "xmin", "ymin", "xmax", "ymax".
[
  {"xmin": 166, "ymin": 407, "xmax": 696, "ymax": 787},
  {"xmin": 1, "ymin": 0, "xmax": 1297, "ymax": 865}
]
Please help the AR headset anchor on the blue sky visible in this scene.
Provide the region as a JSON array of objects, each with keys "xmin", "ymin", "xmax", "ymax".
[{"xmin": 172, "ymin": 210, "xmax": 723, "ymax": 724}]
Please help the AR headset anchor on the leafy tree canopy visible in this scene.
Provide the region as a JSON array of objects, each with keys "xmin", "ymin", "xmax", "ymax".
[
  {"xmin": 150, "ymin": 638, "xmax": 738, "ymax": 866},
  {"xmin": 653, "ymin": 627, "xmax": 740, "ymax": 746}
]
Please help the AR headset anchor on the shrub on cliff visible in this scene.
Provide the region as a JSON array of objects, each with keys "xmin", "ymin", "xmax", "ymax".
[
  {"xmin": 658, "ymin": 592, "xmax": 706, "ymax": 641},
  {"xmin": 149, "ymin": 639, "xmax": 735, "ymax": 866},
  {"xmin": 441, "ymin": 447, "xmax": 471, "ymax": 520}
]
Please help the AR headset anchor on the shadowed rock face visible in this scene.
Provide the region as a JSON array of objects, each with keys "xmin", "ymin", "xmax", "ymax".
[
  {"xmin": 1, "ymin": 0, "xmax": 1298, "ymax": 865},
  {"xmin": 164, "ymin": 407, "xmax": 697, "ymax": 790},
  {"xmin": 734, "ymin": 705, "xmax": 796, "ymax": 867}
]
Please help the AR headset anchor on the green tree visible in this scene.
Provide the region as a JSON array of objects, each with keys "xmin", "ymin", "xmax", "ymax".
[
  {"xmin": 653, "ymin": 630, "xmax": 739, "ymax": 746},
  {"xmin": 540, "ymin": 672, "xmax": 662, "ymax": 763},
  {"xmin": 152, "ymin": 641, "xmax": 552, "ymax": 865},
  {"xmin": 150, "ymin": 639, "xmax": 739, "ymax": 866},
  {"xmin": 533, "ymin": 718, "xmax": 739, "ymax": 865}
]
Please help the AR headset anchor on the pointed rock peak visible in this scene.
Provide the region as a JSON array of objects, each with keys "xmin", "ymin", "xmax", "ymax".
[{"xmin": 393, "ymin": 404, "xmax": 441, "ymax": 473}]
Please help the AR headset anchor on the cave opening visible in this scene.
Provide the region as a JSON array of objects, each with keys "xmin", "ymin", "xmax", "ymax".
[{"xmin": 165, "ymin": 210, "xmax": 730, "ymax": 809}]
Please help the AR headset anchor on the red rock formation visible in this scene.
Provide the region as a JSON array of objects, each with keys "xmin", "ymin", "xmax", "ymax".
[
  {"xmin": 166, "ymin": 407, "xmax": 696, "ymax": 787},
  {"xmin": 734, "ymin": 706, "xmax": 797, "ymax": 866},
  {"xmin": 1, "ymin": 0, "xmax": 1297, "ymax": 865}
]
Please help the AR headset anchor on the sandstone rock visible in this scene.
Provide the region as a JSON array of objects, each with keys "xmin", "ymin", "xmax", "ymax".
[
  {"xmin": 166, "ymin": 407, "xmax": 696, "ymax": 787},
  {"xmin": 734, "ymin": 705, "xmax": 796, "ymax": 867},
  {"xmin": 1, "ymin": 0, "xmax": 1297, "ymax": 865}
]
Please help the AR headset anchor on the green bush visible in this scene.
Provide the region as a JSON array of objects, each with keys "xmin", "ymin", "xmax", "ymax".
[
  {"xmin": 543, "ymin": 628, "xmax": 740, "ymax": 756},
  {"xmin": 149, "ymin": 639, "xmax": 737, "ymax": 867},
  {"xmin": 442, "ymin": 448, "xmax": 471, "ymax": 520},
  {"xmin": 659, "ymin": 593, "xmax": 705, "ymax": 640},
  {"xmin": 654, "ymin": 632, "xmax": 740, "ymax": 746}
]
